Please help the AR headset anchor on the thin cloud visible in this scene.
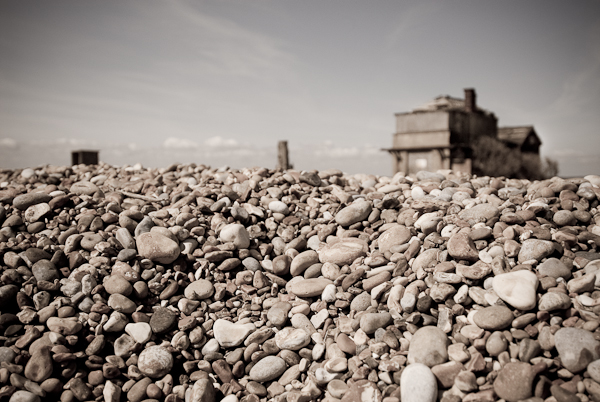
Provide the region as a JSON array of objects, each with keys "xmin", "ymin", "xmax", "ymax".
[
  {"xmin": 0, "ymin": 138, "xmax": 18, "ymax": 148},
  {"xmin": 163, "ymin": 137, "xmax": 199, "ymax": 149},
  {"xmin": 205, "ymin": 136, "xmax": 239, "ymax": 148},
  {"xmin": 548, "ymin": 21, "xmax": 600, "ymax": 117},
  {"xmin": 167, "ymin": 1, "xmax": 297, "ymax": 81},
  {"xmin": 25, "ymin": 137, "xmax": 99, "ymax": 148},
  {"xmin": 313, "ymin": 141, "xmax": 382, "ymax": 159},
  {"xmin": 386, "ymin": 3, "xmax": 443, "ymax": 49},
  {"xmin": 163, "ymin": 136, "xmax": 243, "ymax": 150}
]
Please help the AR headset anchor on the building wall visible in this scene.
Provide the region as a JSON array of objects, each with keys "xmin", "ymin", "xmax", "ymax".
[
  {"xmin": 392, "ymin": 111, "xmax": 452, "ymax": 174},
  {"xmin": 451, "ymin": 158, "xmax": 472, "ymax": 174},
  {"xmin": 391, "ymin": 108, "xmax": 498, "ymax": 175},
  {"xmin": 392, "ymin": 131, "xmax": 450, "ymax": 149},
  {"xmin": 521, "ymin": 133, "xmax": 541, "ymax": 154},
  {"xmin": 449, "ymin": 111, "xmax": 497, "ymax": 144},
  {"xmin": 390, "ymin": 149, "xmax": 450, "ymax": 174},
  {"xmin": 395, "ymin": 111, "xmax": 496, "ymax": 148},
  {"xmin": 396, "ymin": 111, "xmax": 449, "ymax": 133},
  {"xmin": 407, "ymin": 151, "xmax": 439, "ymax": 173}
]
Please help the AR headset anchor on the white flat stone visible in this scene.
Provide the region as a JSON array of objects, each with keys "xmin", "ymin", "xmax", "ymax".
[
  {"xmin": 493, "ymin": 270, "xmax": 538, "ymax": 310},
  {"xmin": 125, "ymin": 322, "xmax": 152, "ymax": 344},
  {"xmin": 401, "ymin": 363, "xmax": 437, "ymax": 402},
  {"xmin": 213, "ymin": 319, "xmax": 256, "ymax": 348}
]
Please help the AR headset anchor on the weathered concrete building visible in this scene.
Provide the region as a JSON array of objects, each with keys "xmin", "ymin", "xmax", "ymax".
[{"xmin": 385, "ymin": 89, "xmax": 541, "ymax": 174}]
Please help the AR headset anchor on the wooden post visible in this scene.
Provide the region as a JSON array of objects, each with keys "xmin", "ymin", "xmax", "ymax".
[
  {"xmin": 71, "ymin": 150, "xmax": 99, "ymax": 165},
  {"xmin": 277, "ymin": 141, "xmax": 290, "ymax": 170}
]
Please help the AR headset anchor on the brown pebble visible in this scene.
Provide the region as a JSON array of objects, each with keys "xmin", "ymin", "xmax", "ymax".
[
  {"xmin": 40, "ymin": 378, "xmax": 63, "ymax": 393},
  {"xmin": 146, "ymin": 383, "xmax": 163, "ymax": 399}
]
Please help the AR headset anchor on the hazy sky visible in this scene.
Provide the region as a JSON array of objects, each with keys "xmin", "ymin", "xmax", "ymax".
[{"xmin": 1, "ymin": 1, "xmax": 599, "ymax": 177}]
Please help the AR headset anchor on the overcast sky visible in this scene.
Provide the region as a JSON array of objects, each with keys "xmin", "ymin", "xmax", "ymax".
[{"xmin": 1, "ymin": 1, "xmax": 599, "ymax": 177}]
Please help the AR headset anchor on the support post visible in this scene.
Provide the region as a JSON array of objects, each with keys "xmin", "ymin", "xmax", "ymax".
[
  {"xmin": 277, "ymin": 141, "xmax": 290, "ymax": 170},
  {"xmin": 71, "ymin": 150, "xmax": 99, "ymax": 165}
]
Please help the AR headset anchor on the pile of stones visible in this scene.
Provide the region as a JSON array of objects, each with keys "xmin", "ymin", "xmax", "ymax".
[{"xmin": 0, "ymin": 162, "xmax": 599, "ymax": 402}]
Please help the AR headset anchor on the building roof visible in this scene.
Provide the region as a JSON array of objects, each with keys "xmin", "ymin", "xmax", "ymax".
[
  {"xmin": 412, "ymin": 95, "xmax": 465, "ymax": 112},
  {"xmin": 497, "ymin": 126, "xmax": 541, "ymax": 147},
  {"xmin": 413, "ymin": 95, "xmax": 465, "ymax": 112},
  {"xmin": 411, "ymin": 95, "xmax": 494, "ymax": 116}
]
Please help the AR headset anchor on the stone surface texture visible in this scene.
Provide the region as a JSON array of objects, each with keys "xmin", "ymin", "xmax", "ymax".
[{"xmin": 0, "ymin": 164, "xmax": 599, "ymax": 402}]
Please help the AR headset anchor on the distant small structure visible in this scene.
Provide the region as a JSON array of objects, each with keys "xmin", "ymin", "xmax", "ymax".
[
  {"xmin": 497, "ymin": 126, "xmax": 541, "ymax": 156},
  {"xmin": 385, "ymin": 88, "xmax": 542, "ymax": 174},
  {"xmin": 277, "ymin": 141, "xmax": 291, "ymax": 170},
  {"xmin": 71, "ymin": 150, "xmax": 99, "ymax": 165}
]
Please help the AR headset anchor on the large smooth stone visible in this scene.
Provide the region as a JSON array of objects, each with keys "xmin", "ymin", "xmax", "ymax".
[
  {"xmin": 104, "ymin": 275, "xmax": 133, "ymax": 296},
  {"xmin": 149, "ymin": 307, "xmax": 177, "ymax": 334},
  {"xmin": 288, "ymin": 278, "xmax": 333, "ymax": 298},
  {"xmin": 518, "ymin": 239, "xmax": 554, "ymax": 262},
  {"xmin": 0, "ymin": 347, "xmax": 16, "ymax": 363},
  {"xmin": 108, "ymin": 294, "xmax": 136, "ymax": 314},
  {"xmin": 377, "ymin": 225, "xmax": 411, "ymax": 254},
  {"xmin": 335, "ymin": 201, "xmax": 372, "ymax": 227},
  {"xmin": 359, "ymin": 312, "xmax": 392, "ymax": 335},
  {"xmin": 458, "ymin": 204, "xmax": 499, "ymax": 222},
  {"xmin": 493, "ymin": 270, "xmax": 538, "ymax": 310},
  {"xmin": 184, "ymin": 279, "xmax": 214, "ymax": 300},
  {"xmin": 456, "ymin": 260, "xmax": 492, "ymax": 280},
  {"xmin": 219, "ymin": 224, "xmax": 250, "ymax": 249},
  {"xmin": 493, "ymin": 362, "xmax": 535, "ymax": 401},
  {"xmin": 401, "ymin": 363, "xmax": 437, "ymax": 402},
  {"xmin": 189, "ymin": 379, "xmax": 215, "ymax": 402},
  {"xmin": 350, "ymin": 292, "xmax": 372, "ymax": 312},
  {"xmin": 473, "ymin": 306, "xmax": 513, "ymax": 330},
  {"xmin": 70, "ymin": 181, "xmax": 99, "ymax": 196},
  {"xmin": 137, "ymin": 345, "xmax": 173, "ymax": 378},
  {"xmin": 554, "ymin": 328, "xmax": 600, "ymax": 373},
  {"xmin": 290, "ymin": 250, "xmax": 320, "ymax": 277},
  {"xmin": 267, "ymin": 302, "xmax": 292, "ymax": 327},
  {"xmin": 553, "ymin": 210, "xmax": 576, "ymax": 226},
  {"xmin": 125, "ymin": 322, "xmax": 152, "ymax": 344},
  {"xmin": 116, "ymin": 228, "xmax": 136, "ymax": 250},
  {"xmin": 24, "ymin": 347, "xmax": 53, "ymax": 382},
  {"xmin": 538, "ymin": 292, "xmax": 571, "ymax": 311},
  {"xmin": 32, "ymin": 259, "xmax": 59, "ymax": 282},
  {"xmin": 127, "ymin": 378, "xmax": 152, "ymax": 402},
  {"xmin": 408, "ymin": 326, "xmax": 448, "ymax": 367},
  {"xmin": 0, "ymin": 285, "xmax": 19, "ymax": 305},
  {"xmin": 213, "ymin": 319, "xmax": 256, "ymax": 348},
  {"xmin": 318, "ymin": 239, "xmax": 368, "ymax": 266},
  {"xmin": 447, "ymin": 232, "xmax": 479, "ymax": 262},
  {"xmin": 588, "ymin": 360, "xmax": 600, "ymax": 383},
  {"xmin": 24, "ymin": 203, "xmax": 50, "ymax": 222},
  {"xmin": 46, "ymin": 317, "xmax": 82, "ymax": 335},
  {"xmin": 9, "ymin": 391, "xmax": 41, "ymax": 402},
  {"xmin": 12, "ymin": 193, "xmax": 52, "ymax": 210},
  {"xmin": 249, "ymin": 356, "xmax": 287, "ymax": 382},
  {"xmin": 137, "ymin": 232, "xmax": 180, "ymax": 264},
  {"xmin": 538, "ymin": 258, "xmax": 571, "ymax": 279},
  {"xmin": 274, "ymin": 327, "xmax": 311, "ymax": 350}
]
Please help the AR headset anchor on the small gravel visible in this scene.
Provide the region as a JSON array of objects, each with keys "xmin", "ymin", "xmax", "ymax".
[{"xmin": 0, "ymin": 164, "xmax": 599, "ymax": 402}]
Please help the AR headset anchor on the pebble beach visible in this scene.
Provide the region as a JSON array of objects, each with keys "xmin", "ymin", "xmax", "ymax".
[{"xmin": 1, "ymin": 163, "xmax": 600, "ymax": 402}]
